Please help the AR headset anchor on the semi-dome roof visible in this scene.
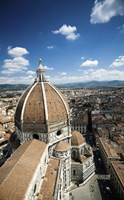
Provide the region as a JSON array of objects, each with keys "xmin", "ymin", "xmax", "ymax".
[
  {"xmin": 15, "ymin": 59, "xmax": 69, "ymax": 133},
  {"xmin": 54, "ymin": 141, "xmax": 70, "ymax": 152},
  {"xmin": 71, "ymin": 131, "xmax": 85, "ymax": 146}
]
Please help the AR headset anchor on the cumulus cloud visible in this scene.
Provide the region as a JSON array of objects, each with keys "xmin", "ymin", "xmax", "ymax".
[
  {"xmin": 8, "ymin": 46, "xmax": 29, "ymax": 57},
  {"xmin": 47, "ymin": 46, "xmax": 54, "ymax": 49},
  {"xmin": 48, "ymin": 68, "xmax": 124, "ymax": 84},
  {"xmin": 83, "ymin": 69, "xmax": 94, "ymax": 74},
  {"xmin": 1, "ymin": 46, "xmax": 30, "ymax": 75},
  {"xmin": 1, "ymin": 57, "xmax": 29, "ymax": 74},
  {"xmin": 26, "ymin": 70, "xmax": 36, "ymax": 75},
  {"xmin": 80, "ymin": 59, "xmax": 99, "ymax": 67},
  {"xmin": 52, "ymin": 24, "xmax": 80, "ymax": 41},
  {"xmin": 1, "ymin": 68, "xmax": 124, "ymax": 84},
  {"xmin": 90, "ymin": 0, "xmax": 124, "ymax": 24},
  {"xmin": 60, "ymin": 72, "xmax": 67, "ymax": 75},
  {"xmin": 88, "ymin": 68, "xmax": 124, "ymax": 81},
  {"xmin": 110, "ymin": 56, "xmax": 124, "ymax": 67},
  {"xmin": 43, "ymin": 65, "xmax": 54, "ymax": 70},
  {"xmin": 0, "ymin": 75, "xmax": 34, "ymax": 84}
]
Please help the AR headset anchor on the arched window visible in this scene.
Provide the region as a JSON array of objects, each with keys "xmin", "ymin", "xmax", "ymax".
[
  {"xmin": 33, "ymin": 134, "xmax": 39, "ymax": 140},
  {"xmin": 81, "ymin": 148, "xmax": 83, "ymax": 155},
  {"xmin": 73, "ymin": 169, "xmax": 76, "ymax": 175},
  {"xmin": 73, "ymin": 150, "xmax": 76, "ymax": 157},
  {"xmin": 34, "ymin": 184, "xmax": 37, "ymax": 193}
]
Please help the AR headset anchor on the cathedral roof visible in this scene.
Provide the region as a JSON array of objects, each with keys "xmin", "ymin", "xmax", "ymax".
[
  {"xmin": 71, "ymin": 131, "xmax": 85, "ymax": 146},
  {"xmin": 0, "ymin": 139, "xmax": 47, "ymax": 200},
  {"xmin": 15, "ymin": 59, "xmax": 69, "ymax": 132},
  {"xmin": 54, "ymin": 141, "xmax": 70, "ymax": 152},
  {"xmin": 39, "ymin": 158, "xmax": 60, "ymax": 199}
]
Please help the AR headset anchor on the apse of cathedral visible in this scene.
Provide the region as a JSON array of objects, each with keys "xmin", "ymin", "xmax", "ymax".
[{"xmin": 0, "ymin": 59, "xmax": 95, "ymax": 200}]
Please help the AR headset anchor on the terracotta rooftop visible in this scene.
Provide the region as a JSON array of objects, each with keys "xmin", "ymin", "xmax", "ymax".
[
  {"xmin": 99, "ymin": 138, "xmax": 120, "ymax": 158},
  {"xmin": 111, "ymin": 163, "xmax": 124, "ymax": 187},
  {"xmin": 71, "ymin": 131, "xmax": 85, "ymax": 146},
  {"xmin": 0, "ymin": 139, "xmax": 47, "ymax": 200},
  {"xmin": 54, "ymin": 140, "xmax": 70, "ymax": 152},
  {"xmin": 79, "ymin": 155, "xmax": 87, "ymax": 162},
  {"xmin": 4, "ymin": 133, "xmax": 11, "ymax": 140},
  {"xmin": 0, "ymin": 117, "xmax": 12, "ymax": 124},
  {"xmin": 0, "ymin": 124, "xmax": 5, "ymax": 132},
  {"xmin": 15, "ymin": 81, "xmax": 68, "ymax": 132},
  {"xmin": 38, "ymin": 158, "xmax": 60, "ymax": 200}
]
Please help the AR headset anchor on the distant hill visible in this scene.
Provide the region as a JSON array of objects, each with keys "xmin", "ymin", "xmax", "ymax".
[
  {"xmin": 57, "ymin": 80, "xmax": 124, "ymax": 89},
  {"xmin": 0, "ymin": 84, "xmax": 29, "ymax": 91},
  {"xmin": 0, "ymin": 80, "xmax": 124, "ymax": 90}
]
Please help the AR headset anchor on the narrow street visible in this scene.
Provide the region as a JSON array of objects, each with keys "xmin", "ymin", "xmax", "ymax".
[{"xmin": 88, "ymin": 121, "xmax": 117, "ymax": 200}]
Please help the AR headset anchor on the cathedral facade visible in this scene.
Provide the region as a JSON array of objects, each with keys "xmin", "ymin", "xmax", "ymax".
[{"xmin": 0, "ymin": 59, "xmax": 95, "ymax": 200}]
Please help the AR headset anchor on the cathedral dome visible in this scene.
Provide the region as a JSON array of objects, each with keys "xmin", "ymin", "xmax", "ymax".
[
  {"xmin": 54, "ymin": 141, "xmax": 70, "ymax": 152},
  {"xmin": 71, "ymin": 131, "xmax": 85, "ymax": 146},
  {"xmin": 15, "ymin": 59, "xmax": 69, "ymax": 134}
]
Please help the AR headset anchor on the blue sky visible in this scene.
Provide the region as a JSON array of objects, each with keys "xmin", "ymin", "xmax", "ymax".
[{"xmin": 0, "ymin": 0, "xmax": 124, "ymax": 84}]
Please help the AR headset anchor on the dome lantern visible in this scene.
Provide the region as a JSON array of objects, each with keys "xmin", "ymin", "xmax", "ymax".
[{"xmin": 36, "ymin": 58, "xmax": 47, "ymax": 82}]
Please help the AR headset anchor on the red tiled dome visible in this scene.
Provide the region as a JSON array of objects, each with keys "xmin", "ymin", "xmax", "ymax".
[
  {"xmin": 71, "ymin": 131, "xmax": 85, "ymax": 146},
  {"xmin": 15, "ymin": 60, "xmax": 69, "ymax": 133},
  {"xmin": 54, "ymin": 141, "xmax": 70, "ymax": 152}
]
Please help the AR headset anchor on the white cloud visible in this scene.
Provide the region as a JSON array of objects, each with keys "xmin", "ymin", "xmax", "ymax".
[
  {"xmin": 1, "ymin": 46, "xmax": 30, "ymax": 75},
  {"xmin": 47, "ymin": 46, "xmax": 54, "ymax": 49},
  {"xmin": 46, "ymin": 75, "xmax": 51, "ymax": 79},
  {"xmin": 1, "ymin": 68, "xmax": 124, "ymax": 84},
  {"xmin": 90, "ymin": 0, "xmax": 124, "ymax": 24},
  {"xmin": 0, "ymin": 75, "xmax": 34, "ymax": 84},
  {"xmin": 110, "ymin": 56, "xmax": 124, "ymax": 67},
  {"xmin": 88, "ymin": 68, "xmax": 124, "ymax": 81},
  {"xmin": 83, "ymin": 69, "xmax": 94, "ymax": 74},
  {"xmin": 2, "ymin": 57, "xmax": 29, "ymax": 74},
  {"xmin": 26, "ymin": 70, "xmax": 36, "ymax": 75},
  {"xmin": 43, "ymin": 65, "xmax": 54, "ymax": 70},
  {"xmin": 117, "ymin": 24, "xmax": 124, "ymax": 33},
  {"xmin": 8, "ymin": 46, "xmax": 29, "ymax": 57},
  {"xmin": 81, "ymin": 56, "xmax": 84, "ymax": 60},
  {"xmin": 48, "ymin": 68, "xmax": 124, "ymax": 84},
  {"xmin": 60, "ymin": 72, "xmax": 67, "ymax": 75},
  {"xmin": 52, "ymin": 24, "xmax": 80, "ymax": 41},
  {"xmin": 80, "ymin": 59, "xmax": 99, "ymax": 67}
]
